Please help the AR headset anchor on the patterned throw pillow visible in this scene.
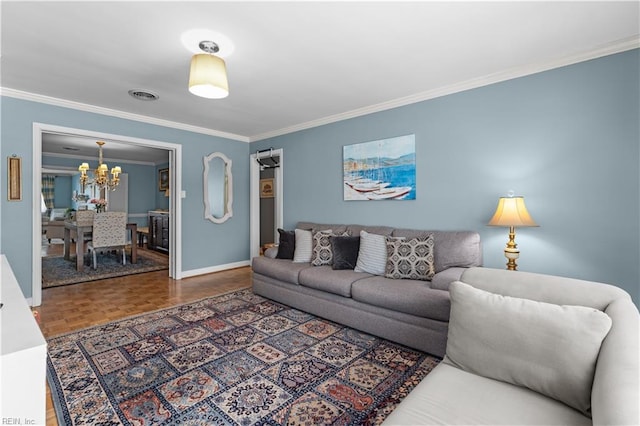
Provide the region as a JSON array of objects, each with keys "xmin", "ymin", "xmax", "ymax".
[
  {"xmin": 311, "ymin": 229, "xmax": 350, "ymax": 266},
  {"xmin": 311, "ymin": 230, "xmax": 333, "ymax": 266},
  {"xmin": 385, "ymin": 234, "xmax": 435, "ymax": 280}
]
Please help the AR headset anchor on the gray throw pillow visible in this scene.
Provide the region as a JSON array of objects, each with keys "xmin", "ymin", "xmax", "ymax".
[
  {"xmin": 446, "ymin": 281, "xmax": 612, "ymax": 416},
  {"xmin": 331, "ymin": 236, "xmax": 360, "ymax": 270},
  {"xmin": 276, "ymin": 228, "xmax": 295, "ymax": 259},
  {"xmin": 385, "ymin": 234, "xmax": 435, "ymax": 280}
]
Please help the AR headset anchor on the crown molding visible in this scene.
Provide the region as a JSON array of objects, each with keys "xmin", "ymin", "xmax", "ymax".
[
  {"xmin": 2, "ymin": 36, "xmax": 637, "ymax": 145},
  {"xmin": 249, "ymin": 36, "xmax": 640, "ymax": 142},
  {"xmin": 0, "ymin": 88, "xmax": 250, "ymax": 143}
]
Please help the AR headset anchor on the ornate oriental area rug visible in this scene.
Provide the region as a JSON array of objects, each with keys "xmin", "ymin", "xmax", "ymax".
[
  {"xmin": 42, "ymin": 251, "xmax": 169, "ymax": 289},
  {"xmin": 47, "ymin": 289, "xmax": 440, "ymax": 425}
]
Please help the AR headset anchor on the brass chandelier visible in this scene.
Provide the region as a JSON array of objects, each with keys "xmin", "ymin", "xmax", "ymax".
[{"xmin": 78, "ymin": 141, "xmax": 122, "ymax": 192}]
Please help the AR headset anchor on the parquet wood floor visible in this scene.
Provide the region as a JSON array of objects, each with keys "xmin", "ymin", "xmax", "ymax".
[{"xmin": 35, "ymin": 264, "xmax": 252, "ymax": 426}]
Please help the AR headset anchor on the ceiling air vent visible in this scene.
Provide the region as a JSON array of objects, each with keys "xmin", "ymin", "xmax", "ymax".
[{"xmin": 128, "ymin": 89, "xmax": 159, "ymax": 101}]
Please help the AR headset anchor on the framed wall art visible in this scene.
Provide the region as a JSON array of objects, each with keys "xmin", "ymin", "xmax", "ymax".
[
  {"xmin": 158, "ymin": 168, "xmax": 169, "ymax": 191},
  {"xmin": 343, "ymin": 134, "xmax": 416, "ymax": 201},
  {"xmin": 260, "ymin": 178, "xmax": 274, "ymax": 198},
  {"xmin": 8, "ymin": 155, "xmax": 22, "ymax": 201}
]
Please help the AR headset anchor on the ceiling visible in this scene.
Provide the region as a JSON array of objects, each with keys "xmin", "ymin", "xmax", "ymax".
[
  {"xmin": 41, "ymin": 133, "xmax": 170, "ymax": 166},
  {"xmin": 2, "ymin": 1, "xmax": 639, "ymax": 148}
]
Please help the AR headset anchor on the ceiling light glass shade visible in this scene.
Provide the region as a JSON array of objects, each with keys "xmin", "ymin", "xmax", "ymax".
[{"xmin": 188, "ymin": 53, "xmax": 229, "ymax": 99}]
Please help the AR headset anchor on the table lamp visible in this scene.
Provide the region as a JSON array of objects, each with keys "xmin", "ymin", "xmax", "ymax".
[{"xmin": 487, "ymin": 194, "xmax": 538, "ymax": 270}]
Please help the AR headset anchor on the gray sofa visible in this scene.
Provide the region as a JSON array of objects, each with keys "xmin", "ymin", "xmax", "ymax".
[
  {"xmin": 383, "ymin": 267, "xmax": 640, "ymax": 425},
  {"xmin": 251, "ymin": 222, "xmax": 482, "ymax": 357}
]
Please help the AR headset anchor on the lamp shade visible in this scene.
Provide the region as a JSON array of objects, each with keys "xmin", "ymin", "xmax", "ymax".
[
  {"xmin": 188, "ymin": 53, "xmax": 229, "ymax": 99},
  {"xmin": 488, "ymin": 196, "xmax": 538, "ymax": 227}
]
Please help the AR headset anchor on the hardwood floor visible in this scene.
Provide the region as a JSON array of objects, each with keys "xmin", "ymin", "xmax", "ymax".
[{"xmin": 35, "ymin": 264, "xmax": 252, "ymax": 426}]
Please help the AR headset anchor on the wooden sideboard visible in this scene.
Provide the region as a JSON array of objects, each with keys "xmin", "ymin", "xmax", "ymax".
[{"xmin": 148, "ymin": 211, "xmax": 169, "ymax": 253}]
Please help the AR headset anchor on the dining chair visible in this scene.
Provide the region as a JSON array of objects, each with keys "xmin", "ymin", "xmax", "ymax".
[
  {"xmin": 87, "ymin": 211, "xmax": 127, "ymax": 269},
  {"xmin": 75, "ymin": 209, "xmax": 96, "ymax": 226},
  {"xmin": 75, "ymin": 210, "xmax": 95, "ymax": 256}
]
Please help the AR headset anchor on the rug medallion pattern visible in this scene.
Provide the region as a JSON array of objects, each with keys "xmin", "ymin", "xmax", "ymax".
[{"xmin": 47, "ymin": 289, "xmax": 440, "ymax": 425}]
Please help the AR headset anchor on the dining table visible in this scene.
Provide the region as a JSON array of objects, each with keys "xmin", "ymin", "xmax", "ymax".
[{"xmin": 63, "ymin": 221, "xmax": 138, "ymax": 272}]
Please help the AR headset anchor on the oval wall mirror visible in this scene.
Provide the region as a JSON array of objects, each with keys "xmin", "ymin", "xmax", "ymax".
[{"xmin": 203, "ymin": 152, "xmax": 233, "ymax": 223}]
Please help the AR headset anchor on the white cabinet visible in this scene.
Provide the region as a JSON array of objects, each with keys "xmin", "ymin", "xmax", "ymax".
[{"xmin": 0, "ymin": 255, "xmax": 47, "ymax": 424}]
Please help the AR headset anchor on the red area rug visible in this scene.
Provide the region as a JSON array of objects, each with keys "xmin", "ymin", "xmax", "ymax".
[{"xmin": 47, "ymin": 289, "xmax": 439, "ymax": 425}]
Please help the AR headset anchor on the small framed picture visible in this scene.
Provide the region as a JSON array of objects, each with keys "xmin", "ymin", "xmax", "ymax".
[
  {"xmin": 260, "ymin": 178, "xmax": 274, "ymax": 198},
  {"xmin": 8, "ymin": 156, "xmax": 22, "ymax": 201},
  {"xmin": 158, "ymin": 168, "xmax": 169, "ymax": 191}
]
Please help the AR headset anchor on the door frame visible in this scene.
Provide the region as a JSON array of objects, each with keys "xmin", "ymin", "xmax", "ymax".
[
  {"xmin": 32, "ymin": 123, "xmax": 183, "ymax": 306},
  {"xmin": 249, "ymin": 149, "xmax": 283, "ymax": 259}
]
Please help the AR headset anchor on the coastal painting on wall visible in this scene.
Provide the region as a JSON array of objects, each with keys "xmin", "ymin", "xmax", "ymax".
[{"xmin": 343, "ymin": 134, "xmax": 416, "ymax": 201}]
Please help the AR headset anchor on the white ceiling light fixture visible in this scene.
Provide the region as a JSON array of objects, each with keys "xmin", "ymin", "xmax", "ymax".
[{"xmin": 188, "ymin": 40, "xmax": 229, "ymax": 99}]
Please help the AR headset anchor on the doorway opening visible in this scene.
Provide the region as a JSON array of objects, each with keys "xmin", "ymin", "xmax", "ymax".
[
  {"xmin": 32, "ymin": 123, "xmax": 183, "ymax": 306},
  {"xmin": 250, "ymin": 148, "xmax": 283, "ymax": 259}
]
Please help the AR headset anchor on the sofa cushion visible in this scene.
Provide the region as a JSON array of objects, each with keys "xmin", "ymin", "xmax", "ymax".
[
  {"xmin": 347, "ymin": 224, "xmax": 394, "ymax": 237},
  {"xmin": 382, "ymin": 361, "xmax": 591, "ymax": 426},
  {"xmin": 276, "ymin": 228, "xmax": 295, "ymax": 259},
  {"xmin": 293, "ymin": 229, "xmax": 313, "ymax": 263},
  {"xmin": 392, "ymin": 229, "xmax": 482, "ymax": 273},
  {"xmin": 351, "ymin": 276, "xmax": 450, "ymax": 322},
  {"xmin": 446, "ymin": 281, "xmax": 612, "ymax": 415},
  {"xmin": 252, "ymin": 257, "xmax": 310, "ymax": 285},
  {"xmin": 331, "ymin": 236, "xmax": 360, "ymax": 270},
  {"xmin": 50, "ymin": 208, "xmax": 67, "ymax": 221},
  {"xmin": 295, "ymin": 222, "xmax": 348, "ymax": 234},
  {"xmin": 354, "ymin": 230, "xmax": 388, "ymax": 275},
  {"xmin": 298, "ymin": 265, "xmax": 371, "ymax": 297},
  {"xmin": 385, "ymin": 234, "xmax": 435, "ymax": 281}
]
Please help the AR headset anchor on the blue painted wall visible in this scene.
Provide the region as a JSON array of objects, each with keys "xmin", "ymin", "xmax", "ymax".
[
  {"xmin": 52, "ymin": 175, "xmax": 72, "ymax": 209},
  {"xmin": 253, "ymin": 50, "xmax": 640, "ymax": 304},
  {"xmin": 1, "ymin": 50, "xmax": 637, "ymax": 305},
  {"xmin": 1, "ymin": 97, "xmax": 250, "ymax": 298}
]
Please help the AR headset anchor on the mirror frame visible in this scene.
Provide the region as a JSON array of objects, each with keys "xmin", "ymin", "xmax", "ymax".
[{"xmin": 203, "ymin": 152, "xmax": 233, "ymax": 224}]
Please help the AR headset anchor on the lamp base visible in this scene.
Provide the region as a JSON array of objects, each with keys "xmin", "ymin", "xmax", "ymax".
[
  {"xmin": 504, "ymin": 226, "xmax": 519, "ymax": 271},
  {"xmin": 504, "ymin": 247, "xmax": 520, "ymax": 271}
]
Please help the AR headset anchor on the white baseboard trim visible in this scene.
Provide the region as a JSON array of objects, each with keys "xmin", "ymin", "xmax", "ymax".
[{"xmin": 180, "ymin": 260, "xmax": 251, "ymax": 279}]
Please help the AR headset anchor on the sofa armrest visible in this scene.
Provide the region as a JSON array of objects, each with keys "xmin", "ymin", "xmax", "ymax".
[
  {"xmin": 591, "ymin": 297, "xmax": 640, "ymax": 426},
  {"xmin": 264, "ymin": 247, "xmax": 278, "ymax": 259},
  {"xmin": 431, "ymin": 267, "xmax": 466, "ymax": 290}
]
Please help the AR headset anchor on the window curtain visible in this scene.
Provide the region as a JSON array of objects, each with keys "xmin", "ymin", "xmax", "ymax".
[{"xmin": 42, "ymin": 175, "xmax": 55, "ymax": 210}]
